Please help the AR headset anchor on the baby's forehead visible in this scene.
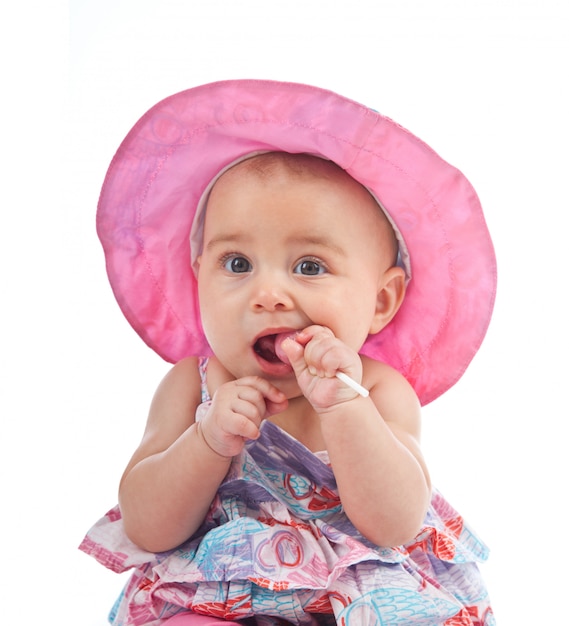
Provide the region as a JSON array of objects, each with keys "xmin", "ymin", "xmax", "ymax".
[
  {"xmin": 210, "ymin": 152, "xmax": 382, "ymax": 217},
  {"xmin": 215, "ymin": 152, "xmax": 350, "ymax": 186},
  {"xmin": 192, "ymin": 151, "xmax": 406, "ymax": 275},
  {"xmin": 210, "ymin": 153, "xmax": 398, "ymax": 253}
]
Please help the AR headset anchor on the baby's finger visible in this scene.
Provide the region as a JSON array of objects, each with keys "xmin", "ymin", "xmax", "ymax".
[
  {"xmin": 302, "ymin": 332, "xmax": 343, "ymax": 377},
  {"xmin": 279, "ymin": 337, "xmax": 306, "ymax": 372},
  {"xmin": 224, "ymin": 407, "xmax": 262, "ymax": 440},
  {"xmin": 231, "ymin": 383, "xmax": 270, "ymax": 416},
  {"xmin": 235, "ymin": 376, "xmax": 287, "ymax": 409},
  {"xmin": 293, "ymin": 325, "xmax": 333, "ymax": 347}
]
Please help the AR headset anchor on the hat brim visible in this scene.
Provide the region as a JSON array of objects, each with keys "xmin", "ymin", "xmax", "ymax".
[{"xmin": 97, "ymin": 79, "xmax": 497, "ymax": 405}]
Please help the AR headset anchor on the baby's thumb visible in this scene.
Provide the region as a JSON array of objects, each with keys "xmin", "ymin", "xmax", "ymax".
[
  {"xmin": 278, "ymin": 336, "xmax": 307, "ymax": 377},
  {"xmin": 265, "ymin": 396, "xmax": 289, "ymax": 417}
]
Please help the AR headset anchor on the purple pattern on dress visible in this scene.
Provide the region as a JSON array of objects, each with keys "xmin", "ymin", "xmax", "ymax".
[{"xmin": 80, "ymin": 416, "xmax": 494, "ymax": 625}]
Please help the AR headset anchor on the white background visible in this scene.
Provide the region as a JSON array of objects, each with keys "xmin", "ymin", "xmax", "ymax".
[{"xmin": 2, "ymin": 0, "xmax": 567, "ymax": 623}]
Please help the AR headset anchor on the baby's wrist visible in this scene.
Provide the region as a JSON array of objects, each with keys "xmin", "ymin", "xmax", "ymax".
[
  {"xmin": 314, "ymin": 390, "xmax": 370, "ymax": 417},
  {"xmin": 193, "ymin": 422, "xmax": 234, "ymax": 462}
]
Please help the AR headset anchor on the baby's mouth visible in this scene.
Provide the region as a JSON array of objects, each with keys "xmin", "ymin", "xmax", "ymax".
[
  {"xmin": 254, "ymin": 334, "xmax": 282, "ymax": 364},
  {"xmin": 253, "ymin": 332, "xmax": 296, "ymax": 365}
]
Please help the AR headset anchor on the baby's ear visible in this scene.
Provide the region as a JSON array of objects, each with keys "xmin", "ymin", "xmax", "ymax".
[{"xmin": 369, "ymin": 267, "xmax": 406, "ymax": 335}]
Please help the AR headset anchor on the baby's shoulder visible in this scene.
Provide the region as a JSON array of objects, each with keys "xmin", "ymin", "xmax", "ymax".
[
  {"xmin": 154, "ymin": 356, "xmax": 203, "ymax": 401},
  {"xmin": 361, "ymin": 356, "xmax": 421, "ymax": 424},
  {"xmin": 361, "ymin": 356, "xmax": 412, "ymax": 389}
]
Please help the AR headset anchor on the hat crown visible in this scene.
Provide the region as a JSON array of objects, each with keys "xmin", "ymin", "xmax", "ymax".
[{"xmin": 97, "ymin": 80, "xmax": 496, "ymax": 405}]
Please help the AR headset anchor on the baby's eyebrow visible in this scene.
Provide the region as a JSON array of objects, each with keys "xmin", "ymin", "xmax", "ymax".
[
  {"xmin": 287, "ymin": 234, "xmax": 346, "ymax": 256},
  {"xmin": 204, "ymin": 232, "xmax": 346, "ymax": 257},
  {"xmin": 205, "ymin": 233, "xmax": 251, "ymax": 250}
]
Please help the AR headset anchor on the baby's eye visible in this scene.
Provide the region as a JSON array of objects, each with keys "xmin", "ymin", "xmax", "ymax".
[
  {"xmin": 223, "ymin": 255, "xmax": 252, "ymax": 273},
  {"xmin": 294, "ymin": 258, "xmax": 326, "ymax": 276}
]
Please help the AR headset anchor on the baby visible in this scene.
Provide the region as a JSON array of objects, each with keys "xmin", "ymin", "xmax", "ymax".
[
  {"xmin": 119, "ymin": 153, "xmax": 430, "ymax": 555},
  {"xmin": 81, "ymin": 80, "xmax": 496, "ymax": 626}
]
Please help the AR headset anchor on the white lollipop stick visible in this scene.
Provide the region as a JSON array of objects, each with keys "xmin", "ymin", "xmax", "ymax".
[{"xmin": 335, "ymin": 372, "xmax": 369, "ymax": 398}]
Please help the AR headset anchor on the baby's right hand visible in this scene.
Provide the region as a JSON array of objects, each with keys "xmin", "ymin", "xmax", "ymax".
[{"xmin": 198, "ymin": 377, "xmax": 288, "ymax": 458}]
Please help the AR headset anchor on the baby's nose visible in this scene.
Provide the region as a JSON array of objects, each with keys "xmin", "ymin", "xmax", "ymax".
[{"xmin": 250, "ymin": 274, "xmax": 294, "ymax": 311}]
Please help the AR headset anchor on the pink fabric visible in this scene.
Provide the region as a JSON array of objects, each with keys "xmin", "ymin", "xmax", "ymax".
[{"xmin": 97, "ymin": 80, "xmax": 496, "ymax": 405}]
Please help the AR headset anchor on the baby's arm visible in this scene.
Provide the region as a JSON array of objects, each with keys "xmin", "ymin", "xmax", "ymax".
[
  {"xmin": 118, "ymin": 357, "xmax": 286, "ymax": 552},
  {"xmin": 283, "ymin": 328, "xmax": 431, "ymax": 547},
  {"xmin": 324, "ymin": 360, "xmax": 431, "ymax": 547},
  {"xmin": 118, "ymin": 357, "xmax": 230, "ymax": 552}
]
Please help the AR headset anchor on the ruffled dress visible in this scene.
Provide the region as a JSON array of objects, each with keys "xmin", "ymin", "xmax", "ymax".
[{"xmin": 80, "ymin": 363, "xmax": 494, "ymax": 626}]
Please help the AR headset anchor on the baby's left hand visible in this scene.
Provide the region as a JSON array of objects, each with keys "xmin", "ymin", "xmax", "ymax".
[{"xmin": 280, "ymin": 325, "xmax": 363, "ymax": 411}]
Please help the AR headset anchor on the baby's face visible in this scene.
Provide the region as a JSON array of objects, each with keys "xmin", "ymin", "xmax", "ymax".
[{"xmin": 196, "ymin": 155, "xmax": 401, "ymax": 393}]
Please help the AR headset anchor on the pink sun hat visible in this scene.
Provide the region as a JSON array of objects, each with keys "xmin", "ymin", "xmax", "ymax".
[{"xmin": 97, "ymin": 79, "xmax": 497, "ymax": 406}]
